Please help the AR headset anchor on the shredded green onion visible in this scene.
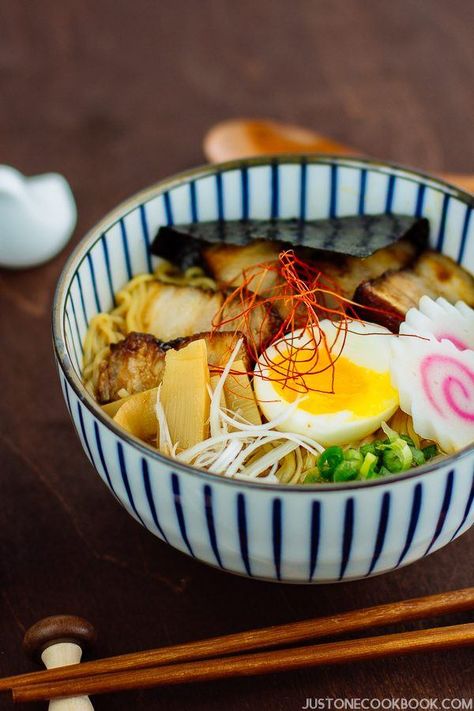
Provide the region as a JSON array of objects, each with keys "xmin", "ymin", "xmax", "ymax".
[
  {"xmin": 359, "ymin": 452, "xmax": 378, "ymax": 479},
  {"xmin": 422, "ymin": 444, "xmax": 438, "ymax": 461},
  {"xmin": 410, "ymin": 446, "xmax": 425, "ymax": 466},
  {"xmin": 317, "ymin": 446, "xmax": 344, "ymax": 480},
  {"xmin": 344, "ymin": 448, "xmax": 364, "ymax": 467},
  {"xmin": 381, "ymin": 422, "xmax": 399, "ymax": 443},
  {"xmin": 303, "ymin": 468, "xmax": 320, "ymax": 484},
  {"xmin": 334, "ymin": 460, "xmax": 360, "ymax": 482},
  {"xmin": 360, "ymin": 442, "xmax": 376, "ymax": 457},
  {"xmin": 313, "ymin": 425, "xmax": 439, "ymax": 484},
  {"xmin": 382, "ymin": 438, "xmax": 413, "ymax": 472}
]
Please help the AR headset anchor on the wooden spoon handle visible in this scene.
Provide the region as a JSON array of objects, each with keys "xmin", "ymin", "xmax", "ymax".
[
  {"xmin": 441, "ymin": 173, "xmax": 474, "ymax": 193},
  {"xmin": 204, "ymin": 119, "xmax": 473, "ymax": 194}
]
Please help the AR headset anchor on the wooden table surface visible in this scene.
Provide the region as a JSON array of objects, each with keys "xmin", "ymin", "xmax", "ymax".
[{"xmin": 1, "ymin": 1, "xmax": 473, "ymax": 708}]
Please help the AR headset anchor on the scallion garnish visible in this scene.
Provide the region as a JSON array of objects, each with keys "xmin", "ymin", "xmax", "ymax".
[
  {"xmin": 422, "ymin": 444, "xmax": 438, "ymax": 461},
  {"xmin": 382, "ymin": 438, "xmax": 413, "ymax": 472},
  {"xmin": 359, "ymin": 451, "xmax": 378, "ymax": 479},
  {"xmin": 317, "ymin": 446, "xmax": 344, "ymax": 480},
  {"xmin": 303, "ymin": 468, "xmax": 320, "ymax": 484},
  {"xmin": 314, "ymin": 426, "xmax": 439, "ymax": 483},
  {"xmin": 333, "ymin": 460, "xmax": 360, "ymax": 482},
  {"xmin": 410, "ymin": 446, "xmax": 426, "ymax": 466}
]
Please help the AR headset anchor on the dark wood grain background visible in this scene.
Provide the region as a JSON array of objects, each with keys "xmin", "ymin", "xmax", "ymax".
[{"xmin": 0, "ymin": 1, "xmax": 473, "ymax": 708}]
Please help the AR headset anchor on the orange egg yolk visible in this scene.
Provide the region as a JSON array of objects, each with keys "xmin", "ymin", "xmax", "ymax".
[{"xmin": 269, "ymin": 346, "xmax": 398, "ymax": 417}]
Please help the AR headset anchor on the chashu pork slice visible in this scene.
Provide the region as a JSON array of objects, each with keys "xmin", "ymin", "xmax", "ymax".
[
  {"xmin": 354, "ymin": 250, "xmax": 474, "ymax": 332},
  {"xmin": 298, "ymin": 237, "xmax": 424, "ymax": 299},
  {"xmin": 203, "ymin": 237, "xmax": 423, "ymax": 297},
  {"xmin": 273, "ymin": 238, "xmax": 424, "ymax": 327},
  {"xmin": 142, "ymin": 282, "xmax": 280, "ymax": 351},
  {"xmin": 97, "ymin": 332, "xmax": 166, "ymax": 403},
  {"xmin": 202, "ymin": 239, "xmax": 283, "ymax": 293},
  {"xmin": 201, "ymin": 237, "xmax": 424, "ymax": 330},
  {"xmin": 142, "ymin": 283, "xmax": 223, "ymax": 341},
  {"xmin": 218, "ymin": 291, "xmax": 281, "ymax": 354},
  {"xmin": 97, "ymin": 331, "xmax": 250, "ymax": 403}
]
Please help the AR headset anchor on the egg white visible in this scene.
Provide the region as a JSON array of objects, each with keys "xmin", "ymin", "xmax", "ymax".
[{"xmin": 253, "ymin": 320, "xmax": 399, "ymax": 447}]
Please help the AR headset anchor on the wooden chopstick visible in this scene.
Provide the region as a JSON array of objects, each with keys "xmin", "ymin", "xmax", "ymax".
[
  {"xmin": 14, "ymin": 622, "xmax": 474, "ymax": 702},
  {"xmin": 1, "ymin": 587, "xmax": 473, "ymax": 694}
]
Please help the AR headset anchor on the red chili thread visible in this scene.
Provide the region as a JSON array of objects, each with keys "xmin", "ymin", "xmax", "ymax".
[{"xmin": 209, "ymin": 249, "xmax": 402, "ymax": 396}]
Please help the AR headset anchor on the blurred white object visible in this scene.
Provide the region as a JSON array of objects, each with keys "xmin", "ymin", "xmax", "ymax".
[{"xmin": 0, "ymin": 165, "xmax": 76, "ymax": 268}]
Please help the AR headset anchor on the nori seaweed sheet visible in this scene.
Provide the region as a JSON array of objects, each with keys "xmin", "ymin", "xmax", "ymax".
[{"xmin": 151, "ymin": 215, "xmax": 429, "ymax": 270}]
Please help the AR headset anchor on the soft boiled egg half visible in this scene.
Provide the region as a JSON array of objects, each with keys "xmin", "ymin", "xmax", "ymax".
[{"xmin": 254, "ymin": 320, "xmax": 399, "ymax": 447}]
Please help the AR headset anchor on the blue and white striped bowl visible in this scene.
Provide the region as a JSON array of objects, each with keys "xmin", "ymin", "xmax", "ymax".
[{"xmin": 53, "ymin": 156, "xmax": 474, "ymax": 583}]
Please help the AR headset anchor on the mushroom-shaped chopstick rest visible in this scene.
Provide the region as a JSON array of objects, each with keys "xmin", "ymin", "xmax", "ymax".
[{"xmin": 23, "ymin": 615, "xmax": 97, "ymax": 711}]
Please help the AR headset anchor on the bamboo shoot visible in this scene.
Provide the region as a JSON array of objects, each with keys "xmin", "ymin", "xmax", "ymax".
[
  {"xmin": 160, "ymin": 339, "xmax": 210, "ymax": 450},
  {"xmin": 223, "ymin": 360, "xmax": 262, "ymax": 427},
  {"xmin": 112, "ymin": 387, "xmax": 159, "ymax": 442},
  {"xmin": 102, "ymin": 394, "xmax": 132, "ymax": 417}
]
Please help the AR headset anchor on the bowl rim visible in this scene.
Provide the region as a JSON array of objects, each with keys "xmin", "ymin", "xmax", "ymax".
[{"xmin": 52, "ymin": 153, "xmax": 474, "ymax": 493}]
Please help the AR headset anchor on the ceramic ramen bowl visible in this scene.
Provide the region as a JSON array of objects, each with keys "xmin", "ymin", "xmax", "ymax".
[{"xmin": 53, "ymin": 155, "xmax": 474, "ymax": 583}]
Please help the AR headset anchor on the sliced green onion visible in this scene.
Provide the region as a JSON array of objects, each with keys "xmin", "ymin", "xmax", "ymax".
[
  {"xmin": 382, "ymin": 438, "xmax": 413, "ymax": 473},
  {"xmin": 344, "ymin": 448, "xmax": 364, "ymax": 467},
  {"xmin": 410, "ymin": 447, "xmax": 425, "ymax": 466},
  {"xmin": 381, "ymin": 422, "xmax": 399, "ymax": 443},
  {"xmin": 317, "ymin": 446, "xmax": 344, "ymax": 481},
  {"xmin": 377, "ymin": 465, "xmax": 393, "ymax": 477},
  {"xmin": 400, "ymin": 434, "xmax": 415, "ymax": 447},
  {"xmin": 373, "ymin": 439, "xmax": 390, "ymax": 454},
  {"xmin": 422, "ymin": 444, "xmax": 438, "ymax": 461},
  {"xmin": 360, "ymin": 442, "xmax": 376, "ymax": 457},
  {"xmin": 334, "ymin": 460, "xmax": 360, "ymax": 482},
  {"xmin": 303, "ymin": 468, "xmax": 320, "ymax": 484},
  {"xmin": 360, "ymin": 452, "xmax": 378, "ymax": 479}
]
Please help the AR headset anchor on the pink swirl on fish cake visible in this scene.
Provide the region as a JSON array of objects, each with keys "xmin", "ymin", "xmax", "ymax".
[
  {"xmin": 420, "ymin": 354, "xmax": 474, "ymax": 422},
  {"xmin": 435, "ymin": 333, "xmax": 468, "ymax": 351}
]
